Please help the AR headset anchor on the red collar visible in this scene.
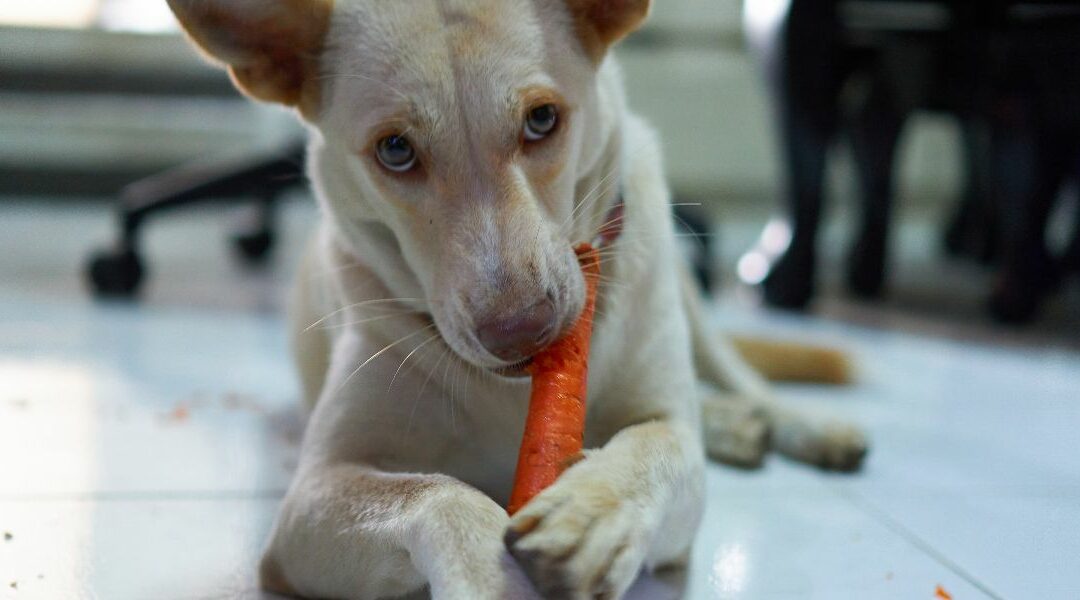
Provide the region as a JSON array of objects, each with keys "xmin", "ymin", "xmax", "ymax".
[{"xmin": 595, "ymin": 197, "xmax": 624, "ymax": 248}]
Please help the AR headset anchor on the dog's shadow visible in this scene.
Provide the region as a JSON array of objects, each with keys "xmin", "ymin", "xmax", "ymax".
[
  {"xmin": 390, "ymin": 565, "xmax": 690, "ymax": 600},
  {"xmin": 219, "ymin": 565, "xmax": 688, "ymax": 599},
  {"xmin": 623, "ymin": 566, "xmax": 689, "ymax": 600}
]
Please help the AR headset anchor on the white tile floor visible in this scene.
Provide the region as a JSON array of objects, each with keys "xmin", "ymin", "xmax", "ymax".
[{"xmin": 1, "ymin": 198, "xmax": 1078, "ymax": 600}]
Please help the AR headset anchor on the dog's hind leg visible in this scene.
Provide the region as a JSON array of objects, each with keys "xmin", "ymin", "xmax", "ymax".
[
  {"xmin": 700, "ymin": 392, "xmax": 771, "ymax": 469},
  {"xmin": 682, "ymin": 268, "xmax": 869, "ymax": 471},
  {"xmin": 763, "ymin": 400, "xmax": 868, "ymax": 471}
]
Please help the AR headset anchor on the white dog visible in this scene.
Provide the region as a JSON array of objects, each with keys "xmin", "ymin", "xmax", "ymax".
[{"xmin": 167, "ymin": 1, "xmax": 868, "ymax": 598}]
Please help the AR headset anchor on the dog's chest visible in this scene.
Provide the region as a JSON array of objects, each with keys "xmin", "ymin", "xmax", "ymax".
[{"xmin": 374, "ymin": 377, "xmax": 534, "ymax": 502}]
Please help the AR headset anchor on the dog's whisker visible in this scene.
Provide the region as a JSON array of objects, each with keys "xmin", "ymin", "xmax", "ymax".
[
  {"xmin": 305, "ymin": 298, "xmax": 424, "ymax": 332},
  {"xmin": 593, "ymin": 256, "xmax": 625, "ymax": 272},
  {"xmin": 449, "ymin": 351, "xmax": 463, "ymax": 430},
  {"xmin": 567, "ymin": 171, "xmax": 624, "ymax": 237},
  {"xmin": 591, "ymin": 270, "xmax": 627, "ymax": 284},
  {"xmin": 442, "ymin": 347, "xmax": 457, "ymax": 433},
  {"xmin": 594, "ymin": 231, "xmax": 716, "ymax": 257},
  {"xmin": 388, "ymin": 332, "xmax": 442, "ymax": 394},
  {"xmin": 561, "ymin": 171, "xmax": 611, "ymax": 233},
  {"xmin": 561, "ymin": 148, "xmax": 636, "ymax": 237},
  {"xmin": 590, "ymin": 212, "xmax": 627, "ymax": 237},
  {"xmin": 594, "ymin": 247, "xmax": 627, "ymax": 258},
  {"xmin": 409, "ymin": 345, "xmax": 452, "ymax": 434},
  {"xmin": 594, "ymin": 251, "xmax": 631, "ymax": 265},
  {"xmin": 594, "ymin": 277, "xmax": 629, "ymax": 290},
  {"xmin": 337, "ymin": 324, "xmax": 436, "ymax": 392},
  {"xmin": 594, "ymin": 251, "xmax": 628, "ymax": 266},
  {"xmin": 463, "ymin": 361, "xmax": 476, "ymax": 422},
  {"xmin": 403, "ymin": 340, "xmax": 444, "ymax": 435},
  {"xmin": 599, "ymin": 225, "xmax": 715, "ymax": 239},
  {"xmin": 563, "ymin": 164, "xmax": 622, "ymax": 235},
  {"xmin": 587, "ymin": 306, "xmax": 612, "ymax": 323},
  {"xmin": 670, "ymin": 210, "xmax": 711, "ymax": 252},
  {"xmin": 575, "ymin": 182, "xmax": 702, "ymax": 245},
  {"xmin": 448, "ymin": 351, "xmax": 466, "ymax": 434},
  {"xmin": 309, "ymin": 258, "xmax": 368, "ymax": 279},
  {"xmin": 318, "ymin": 310, "xmax": 426, "ymax": 330},
  {"xmin": 565, "ymin": 141, "xmax": 654, "ymax": 238}
]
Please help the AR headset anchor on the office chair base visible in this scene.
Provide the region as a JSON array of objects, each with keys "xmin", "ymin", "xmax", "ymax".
[{"xmin": 87, "ymin": 247, "xmax": 144, "ymax": 298}]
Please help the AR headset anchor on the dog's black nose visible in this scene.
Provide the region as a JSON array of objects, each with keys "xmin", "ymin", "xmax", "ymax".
[{"xmin": 477, "ymin": 299, "xmax": 556, "ymax": 362}]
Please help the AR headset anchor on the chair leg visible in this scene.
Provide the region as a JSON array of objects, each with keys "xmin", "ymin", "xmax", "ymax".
[
  {"xmin": 747, "ymin": 0, "xmax": 846, "ymax": 310},
  {"xmin": 232, "ymin": 192, "xmax": 278, "ymax": 264},
  {"xmin": 1062, "ymin": 158, "xmax": 1080, "ymax": 274},
  {"xmin": 85, "ymin": 143, "xmax": 305, "ymax": 298},
  {"xmin": 986, "ymin": 120, "xmax": 1066, "ymax": 323},
  {"xmin": 944, "ymin": 118, "xmax": 999, "ymax": 264},
  {"xmin": 846, "ymin": 74, "xmax": 907, "ymax": 300}
]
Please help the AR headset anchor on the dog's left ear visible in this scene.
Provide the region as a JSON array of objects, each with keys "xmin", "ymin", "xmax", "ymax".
[
  {"xmin": 565, "ymin": 0, "xmax": 651, "ymax": 62},
  {"xmin": 166, "ymin": 0, "xmax": 333, "ymax": 119}
]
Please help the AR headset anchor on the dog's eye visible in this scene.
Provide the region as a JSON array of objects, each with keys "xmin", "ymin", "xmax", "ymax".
[
  {"xmin": 524, "ymin": 104, "xmax": 558, "ymax": 141},
  {"xmin": 376, "ymin": 135, "xmax": 417, "ymax": 172}
]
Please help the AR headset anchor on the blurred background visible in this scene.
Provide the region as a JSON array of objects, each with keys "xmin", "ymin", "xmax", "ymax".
[
  {"xmin": 2, "ymin": 2, "xmax": 1079, "ymax": 599},
  {"xmin": 2, "ymin": 0, "xmax": 1079, "ymax": 344}
]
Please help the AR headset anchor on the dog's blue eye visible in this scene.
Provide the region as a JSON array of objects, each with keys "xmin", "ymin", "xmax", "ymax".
[
  {"xmin": 376, "ymin": 135, "xmax": 417, "ymax": 172},
  {"xmin": 524, "ymin": 104, "xmax": 558, "ymax": 141}
]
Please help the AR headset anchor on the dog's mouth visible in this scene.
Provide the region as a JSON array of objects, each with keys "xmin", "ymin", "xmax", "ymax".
[{"xmin": 486, "ymin": 357, "xmax": 534, "ymax": 379}]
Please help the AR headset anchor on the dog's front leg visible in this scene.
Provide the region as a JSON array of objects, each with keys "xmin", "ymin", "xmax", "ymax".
[
  {"xmin": 505, "ymin": 419, "xmax": 705, "ymax": 600},
  {"xmin": 261, "ymin": 329, "xmax": 538, "ymax": 600},
  {"xmin": 261, "ymin": 463, "xmax": 538, "ymax": 600}
]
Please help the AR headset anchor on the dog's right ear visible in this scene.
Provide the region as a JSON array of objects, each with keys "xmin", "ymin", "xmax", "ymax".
[
  {"xmin": 565, "ymin": 0, "xmax": 651, "ymax": 62},
  {"xmin": 167, "ymin": 0, "xmax": 332, "ymax": 118}
]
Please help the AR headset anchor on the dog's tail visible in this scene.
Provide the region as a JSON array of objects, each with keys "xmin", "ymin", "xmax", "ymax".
[
  {"xmin": 728, "ymin": 336, "xmax": 852, "ymax": 385},
  {"xmin": 679, "ymin": 267, "xmax": 852, "ymax": 393}
]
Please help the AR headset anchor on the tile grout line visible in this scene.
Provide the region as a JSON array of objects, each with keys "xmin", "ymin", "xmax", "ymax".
[{"xmin": 833, "ymin": 485, "xmax": 1007, "ymax": 600}]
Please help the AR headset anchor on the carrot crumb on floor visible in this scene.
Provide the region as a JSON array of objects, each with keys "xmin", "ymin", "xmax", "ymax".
[
  {"xmin": 935, "ymin": 584, "xmax": 953, "ymax": 600},
  {"xmin": 167, "ymin": 404, "xmax": 190, "ymax": 422}
]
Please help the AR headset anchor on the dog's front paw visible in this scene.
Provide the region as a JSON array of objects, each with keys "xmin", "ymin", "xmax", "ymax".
[{"xmin": 504, "ymin": 470, "xmax": 652, "ymax": 600}]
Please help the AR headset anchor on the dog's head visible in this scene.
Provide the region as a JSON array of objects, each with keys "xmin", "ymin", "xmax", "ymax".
[{"xmin": 168, "ymin": 0, "xmax": 648, "ymax": 371}]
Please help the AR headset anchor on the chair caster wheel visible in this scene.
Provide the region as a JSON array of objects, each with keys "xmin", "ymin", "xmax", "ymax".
[{"xmin": 86, "ymin": 248, "xmax": 144, "ymax": 297}]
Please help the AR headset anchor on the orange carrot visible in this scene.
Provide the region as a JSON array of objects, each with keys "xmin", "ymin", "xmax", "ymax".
[{"xmin": 507, "ymin": 243, "xmax": 600, "ymax": 515}]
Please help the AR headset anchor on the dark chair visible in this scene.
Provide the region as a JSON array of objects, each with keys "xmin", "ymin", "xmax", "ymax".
[
  {"xmin": 743, "ymin": 0, "xmax": 1080, "ymax": 322},
  {"xmin": 86, "ymin": 141, "xmax": 305, "ymax": 297}
]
